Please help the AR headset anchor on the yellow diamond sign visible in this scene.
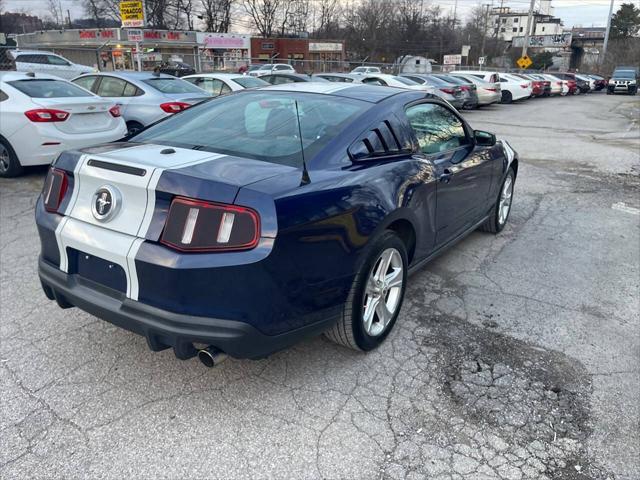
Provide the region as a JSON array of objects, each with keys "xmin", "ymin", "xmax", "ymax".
[{"xmin": 517, "ymin": 55, "xmax": 533, "ymax": 69}]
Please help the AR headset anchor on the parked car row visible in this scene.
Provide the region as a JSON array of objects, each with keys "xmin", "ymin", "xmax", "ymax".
[{"xmin": 0, "ymin": 62, "xmax": 620, "ymax": 178}]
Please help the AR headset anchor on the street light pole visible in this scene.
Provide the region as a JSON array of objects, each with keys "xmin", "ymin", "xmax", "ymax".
[
  {"xmin": 521, "ymin": 0, "xmax": 537, "ymax": 58},
  {"xmin": 601, "ymin": 0, "xmax": 615, "ymax": 64}
]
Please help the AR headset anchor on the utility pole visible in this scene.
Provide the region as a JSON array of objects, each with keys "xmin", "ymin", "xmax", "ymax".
[
  {"xmin": 521, "ymin": 0, "xmax": 537, "ymax": 58},
  {"xmin": 480, "ymin": 3, "xmax": 491, "ymax": 60},
  {"xmin": 452, "ymin": 0, "xmax": 458, "ymax": 28},
  {"xmin": 601, "ymin": 0, "xmax": 615, "ymax": 64}
]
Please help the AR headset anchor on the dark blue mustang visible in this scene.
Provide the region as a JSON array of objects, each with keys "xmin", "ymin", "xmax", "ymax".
[{"xmin": 36, "ymin": 83, "xmax": 518, "ymax": 366}]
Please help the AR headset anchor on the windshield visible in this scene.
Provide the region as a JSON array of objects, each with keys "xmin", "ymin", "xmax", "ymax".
[
  {"xmin": 352, "ymin": 67, "xmax": 366, "ymax": 72},
  {"xmin": 233, "ymin": 76, "xmax": 269, "ymax": 88},
  {"xmin": 614, "ymin": 70, "xmax": 635, "ymax": 79},
  {"xmin": 132, "ymin": 91, "xmax": 369, "ymax": 167},
  {"xmin": 142, "ymin": 78, "xmax": 206, "ymax": 94},
  {"xmin": 8, "ymin": 79, "xmax": 93, "ymax": 98}
]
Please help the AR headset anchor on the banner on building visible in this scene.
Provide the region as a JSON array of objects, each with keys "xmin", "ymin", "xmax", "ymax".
[{"xmin": 120, "ymin": 1, "xmax": 145, "ymax": 28}]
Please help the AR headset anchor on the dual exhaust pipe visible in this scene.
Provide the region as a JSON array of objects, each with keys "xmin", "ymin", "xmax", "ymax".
[{"xmin": 197, "ymin": 345, "xmax": 228, "ymax": 368}]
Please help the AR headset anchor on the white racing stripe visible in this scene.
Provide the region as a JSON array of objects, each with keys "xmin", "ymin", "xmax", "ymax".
[{"xmin": 56, "ymin": 147, "xmax": 226, "ymax": 299}]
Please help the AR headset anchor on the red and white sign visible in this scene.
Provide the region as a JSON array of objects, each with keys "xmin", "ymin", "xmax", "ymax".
[
  {"xmin": 127, "ymin": 29, "xmax": 143, "ymax": 42},
  {"xmin": 198, "ymin": 33, "xmax": 251, "ymax": 50}
]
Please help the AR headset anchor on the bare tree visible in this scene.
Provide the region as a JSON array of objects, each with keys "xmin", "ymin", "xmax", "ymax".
[
  {"xmin": 243, "ymin": 0, "xmax": 280, "ymax": 37},
  {"xmin": 200, "ymin": 0, "xmax": 233, "ymax": 32},
  {"xmin": 46, "ymin": 0, "xmax": 65, "ymax": 27}
]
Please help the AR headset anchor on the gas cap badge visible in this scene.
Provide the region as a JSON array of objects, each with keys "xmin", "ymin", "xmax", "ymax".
[{"xmin": 91, "ymin": 185, "xmax": 121, "ymax": 222}]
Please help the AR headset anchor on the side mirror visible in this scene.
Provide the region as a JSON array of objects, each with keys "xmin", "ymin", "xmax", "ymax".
[{"xmin": 474, "ymin": 130, "xmax": 496, "ymax": 147}]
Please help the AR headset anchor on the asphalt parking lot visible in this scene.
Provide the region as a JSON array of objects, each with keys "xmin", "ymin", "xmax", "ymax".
[{"xmin": 1, "ymin": 92, "xmax": 639, "ymax": 480}]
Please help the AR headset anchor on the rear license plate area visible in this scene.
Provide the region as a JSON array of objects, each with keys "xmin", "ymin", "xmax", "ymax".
[{"xmin": 67, "ymin": 248, "xmax": 127, "ymax": 293}]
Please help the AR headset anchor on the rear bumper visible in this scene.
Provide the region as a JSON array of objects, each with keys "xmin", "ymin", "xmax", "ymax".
[{"xmin": 38, "ymin": 257, "xmax": 339, "ymax": 360}]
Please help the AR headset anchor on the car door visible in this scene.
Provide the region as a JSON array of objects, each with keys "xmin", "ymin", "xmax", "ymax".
[
  {"xmin": 94, "ymin": 76, "xmax": 138, "ymax": 118},
  {"xmin": 405, "ymin": 101, "xmax": 496, "ymax": 246}
]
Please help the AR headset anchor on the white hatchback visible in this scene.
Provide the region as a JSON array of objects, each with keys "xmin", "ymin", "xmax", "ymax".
[
  {"xmin": 10, "ymin": 50, "xmax": 94, "ymax": 80},
  {"xmin": 0, "ymin": 72, "xmax": 127, "ymax": 177}
]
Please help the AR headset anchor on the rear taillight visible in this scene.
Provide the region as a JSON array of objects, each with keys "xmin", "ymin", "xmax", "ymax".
[
  {"xmin": 109, "ymin": 105, "xmax": 121, "ymax": 117},
  {"xmin": 160, "ymin": 102, "xmax": 191, "ymax": 113},
  {"xmin": 460, "ymin": 85, "xmax": 470, "ymax": 91},
  {"xmin": 42, "ymin": 167, "xmax": 69, "ymax": 213},
  {"xmin": 520, "ymin": 83, "xmax": 529, "ymax": 88},
  {"xmin": 440, "ymin": 88, "xmax": 455, "ymax": 94},
  {"xmin": 25, "ymin": 109, "xmax": 69, "ymax": 122},
  {"xmin": 161, "ymin": 197, "xmax": 260, "ymax": 252}
]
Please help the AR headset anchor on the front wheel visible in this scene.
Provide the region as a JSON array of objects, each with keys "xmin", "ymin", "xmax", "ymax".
[
  {"xmin": 479, "ymin": 168, "xmax": 515, "ymax": 234},
  {"xmin": 325, "ymin": 231, "xmax": 408, "ymax": 351}
]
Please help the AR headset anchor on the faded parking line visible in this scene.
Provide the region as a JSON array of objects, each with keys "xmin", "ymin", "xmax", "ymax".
[{"xmin": 611, "ymin": 202, "xmax": 640, "ymax": 215}]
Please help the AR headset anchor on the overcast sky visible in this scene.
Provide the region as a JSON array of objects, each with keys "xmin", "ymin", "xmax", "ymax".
[{"xmin": 2, "ymin": 0, "xmax": 638, "ymax": 29}]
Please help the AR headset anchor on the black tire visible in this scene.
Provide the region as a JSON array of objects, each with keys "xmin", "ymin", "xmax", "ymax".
[
  {"xmin": 324, "ymin": 230, "xmax": 408, "ymax": 352},
  {"xmin": 126, "ymin": 121, "xmax": 144, "ymax": 136},
  {"xmin": 479, "ymin": 167, "xmax": 515, "ymax": 234},
  {"xmin": 501, "ymin": 90, "xmax": 513, "ymax": 104},
  {"xmin": 0, "ymin": 138, "xmax": 23, "ymax": 178}
]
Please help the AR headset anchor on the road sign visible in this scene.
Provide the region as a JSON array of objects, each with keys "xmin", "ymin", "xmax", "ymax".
[
  {"xmin": 517, "ymin": 55, "xmax": 533, "ymax": 69},
  {"xmin": 461, "ymin": 45, "xmax": 471, "ymax": 57},
  {"xmin": 478, "ymin": 56, "xmax": 486, "ymax": 65},
  {"xmin": 120, "ymin": 1, "xmax": 145, "ymax": 28},
  {"xmin": 443, "ymin": 54, "xmax": 462, "ymax": 65},
  {"xmin": 127, "ymin": 29, "xmax": 143, "ymax": 42}
]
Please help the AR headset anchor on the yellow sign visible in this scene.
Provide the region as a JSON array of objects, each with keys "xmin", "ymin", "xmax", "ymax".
[
  {"xmin": 120, "ymin": 1, "xmax": 145, "ymax": 28},
  {"xmin": 517, "ymin": 55, "xmax": 533, "ymax": 69}
]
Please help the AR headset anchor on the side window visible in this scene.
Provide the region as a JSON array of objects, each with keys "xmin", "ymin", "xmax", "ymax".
[
  {"xmin": 406, "ymin": 103, "xmax": 469, "ymax": 155},
  {"xmin": 47, "ymin": 55, "xmax": 70, "ymax": 66},
  {"xmin": 123, "ymin": 81, "xmax": 139, "ymax": 96},
  {"xmin": 0, "ymin": 90, "xmax": 8, "ymax": 101},
  {"xmin": 273, "ymin": 76, "xmax": 294, "ymax": 85},
  {"xmin": 220, "ymin": 82, "xmax": 232, "ymax": 94},
  {"xmin": 362, "ymin": 77, "xmax": 385, "ymax": 86},
  {"xmin": 73, "ymin": 76, "xmax": 97, "ymax": 92},
  {"xmin": 96, "ymin": 77, "xmax": 128, "ymax": 97},
  {"xmin": 16, "ymin": 54, "xmax": 47, "ymax": 64},
  {"xmin": 275, "ymin": 65, "xmax": 288, "ymax": 71},
  {"xmin": 491, "ymin": 74, "xmax": 499, "ymax": 83}
]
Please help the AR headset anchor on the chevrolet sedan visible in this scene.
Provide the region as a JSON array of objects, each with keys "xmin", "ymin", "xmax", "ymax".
[{"xmin": 36, "ymin": 83, "xmax": 518, "ymax": 366}]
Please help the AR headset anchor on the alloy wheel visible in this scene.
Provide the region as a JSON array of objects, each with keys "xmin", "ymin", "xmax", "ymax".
[
  {"xmin": 498, "ymin": 174, "xmax": 514, "ymax": 225},
  {"xmin": 362, "ymin": 248, "xmax": 404, "ymax": 337},
  {"xmin": 0, "ymin": 144, "xmax": 10, "ymax": 174}
]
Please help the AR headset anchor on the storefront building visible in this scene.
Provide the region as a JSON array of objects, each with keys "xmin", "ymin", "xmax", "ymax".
[
  {"xmin": 196, "ymin": 33, "xmax": 251, "ymax": 72},
  {"xmin": 15, "ymin": 29, "xmax": 199, "ymax": 71}
]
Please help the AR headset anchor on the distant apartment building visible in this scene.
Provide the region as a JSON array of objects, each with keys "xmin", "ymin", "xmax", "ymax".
[{"xmin": 491, "ymin": 0, "xmax": 563, "ymax": 43}]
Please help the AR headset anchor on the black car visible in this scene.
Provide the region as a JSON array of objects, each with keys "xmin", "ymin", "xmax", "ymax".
[
  {"xmin": 159, "ymin": 61, "xmax": 196, "ymax": 78},
  {"xmin": 607, "ymin": 68, "xmax": 638, "ymax": 95}
]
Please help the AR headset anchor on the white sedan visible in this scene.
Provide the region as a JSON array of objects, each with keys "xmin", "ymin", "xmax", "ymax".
[
  {"xmin": 497, "ymin": 73, "xmax": 533, "ymax": 103},
  {"xmin": 359, "ymin": 74, "xmax": 436, "ymax": 94},
  {"xmin": 182, "ymin": 73, "xmax": 269, "ymax": 96},
  {"xmin": 0, "ymin": 72, "xmax": 127, "ymax": 177}
]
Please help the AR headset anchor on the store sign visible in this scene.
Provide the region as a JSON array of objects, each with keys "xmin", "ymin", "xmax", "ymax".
[
  {"xmin": 200, "ymin": 33, "xmax": 250, "ymax": 49},
  {"xmin": 127, "ymin": 29, "xmax": 143, "ymax": 42},
  {"xmin": 120, "ymin": 1, "xmax": 145, "ymax": 28},
  {"xmin": 79, "ymin": 29, "xmax": 116, "ymax": 40},
  {"xmin": 142, "ymin": 30, "xmax": 195, "ymax": 42},
  {"xmin": 443, "ymin": 54, "xmax": 462, "ymax": 65},
  {"xmin": 309, "ymin": 42, "xmax": 343, "ymax": 52}
]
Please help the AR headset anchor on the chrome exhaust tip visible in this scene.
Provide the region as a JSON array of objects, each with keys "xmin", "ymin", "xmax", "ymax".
[{"xmin": 197, "ymin": 346, "xmax": 228, "ymax": 368}]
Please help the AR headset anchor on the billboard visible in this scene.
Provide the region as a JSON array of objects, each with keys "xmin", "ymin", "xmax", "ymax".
[
  {"xmin": 443, "ymin": 54, "xmax": 462, "ymax": 65},
  {"xmin": 512, "ymin": 33, "xmax": 572, "ymax": 48},
  {"xmin": 120, "ymin": 1, "xmax": 145, "ymax": 28}
]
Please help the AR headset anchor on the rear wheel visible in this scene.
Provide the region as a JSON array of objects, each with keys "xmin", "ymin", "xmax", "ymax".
[
  {"xmin": 325, "ymin": 231, "xmax": 408, "ymax": 351},
  {"xmin": 501, "ymin": 90, "xmax": 512, "ymax": 104},
  {"xmin": 0, "ymin": 138, "xmax": 23, "ymax": 178},
  {"xmin": 126, "ymin": 121, "xmax": 144, "ymax": 136},
  {"xmin": 479, "ymin": 167, "xmax": 515, "ymax": 234}
]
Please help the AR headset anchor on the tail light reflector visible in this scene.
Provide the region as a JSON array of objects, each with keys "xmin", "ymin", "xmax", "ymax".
[
  {"xmin": 440, "ymin": 88, "xmax": 455, "ymax": 94},
  {"xmin": 42, "ymin": 167, "xmax": 69, "ymax": 213},
  {"xmin": 161, "ymin": 197, "xmax": 260, "ymax": 252},
  {"xmin": 485, "ymin": 88, "xmax": 497, "ymax": 92},
  {"xmin": 160, "ymin": 102, "xmax": 191, "ymax": 113},
  {"xmin": 520, "ymin": 84, "xmax": 529, "ymax": 88},
  {"xmin": 109, "ymin": 105, "xmax": 121, "ymax": 117},
  {"xmin": 460, "ymin": 85, "xmax": 470, "ymax": 91},
  {"xmin": 25, "ymin": 109, "xmax": 69, "ymax": 122}
]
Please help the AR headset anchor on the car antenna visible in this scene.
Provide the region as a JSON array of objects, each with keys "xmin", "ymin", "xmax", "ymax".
[{"xmin": 294, "ymin": 100, "xmax": 310, "ymax": 185}]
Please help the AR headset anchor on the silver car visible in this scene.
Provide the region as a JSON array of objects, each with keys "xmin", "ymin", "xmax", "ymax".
[
  {"xmin": 448, "ymin": 73, "xmax": 502, "ymax": 106},
  {"xmin": 71, "ymin": 71, "xmax": 212, "ymax": 135}
]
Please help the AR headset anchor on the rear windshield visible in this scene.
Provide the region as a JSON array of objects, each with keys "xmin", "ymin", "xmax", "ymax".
[
  {"xmin": 142, "ymin": 78, "xmax": 205, "ymax": 94},
  {"xmin": 8, "ymin": 79, "xmax": 93, "ymax": 98},
  {"xmin": 132, "ymin": 91, "xmax": 368, "ymax": 167},
  {"xmin": 233, "ymin": 76, "xmax": 269, "ymax": 88},
  {"xmin": 394, "ymin": 76, "xmax": 418, "ymax": 86}
]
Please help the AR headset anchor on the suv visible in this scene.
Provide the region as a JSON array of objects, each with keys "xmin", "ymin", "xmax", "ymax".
[
  {"xmin": 607, "ymin": 67, "xmax": 638, "ymax": 95},
  {"xmin": 9, "ymin": 50, "xmax": 93, "ymax": 80},
  {"xmin": 350, "ymin": 66, "xmax": 382, "ymax": 74},
  {"xmin": 247, "ymin": 63, "xmax": 295, "ymax": 77}
]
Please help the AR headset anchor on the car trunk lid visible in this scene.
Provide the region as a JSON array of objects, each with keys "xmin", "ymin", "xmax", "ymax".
[{"xmin": 32, "ymin": 96, "xmax": 119, "ymax": 134}]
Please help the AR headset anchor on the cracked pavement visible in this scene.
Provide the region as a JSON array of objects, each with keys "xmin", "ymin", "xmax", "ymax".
[{"xmin": 1, "ymin": 93, "xmax": 639, "ymax": 479}]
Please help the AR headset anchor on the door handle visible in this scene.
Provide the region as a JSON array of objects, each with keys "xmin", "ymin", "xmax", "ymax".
[{"xmin": 439, "ymin": 169, "xmax": 453, "ymax": 183}]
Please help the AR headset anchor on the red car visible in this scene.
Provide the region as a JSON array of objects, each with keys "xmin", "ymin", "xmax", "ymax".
[
  {"xmin": 515, "ymin": 74, "xmax": 545, "ymax": 97},
  {"xmin": 555, "ymin": 72, "xmax": 578, "ymax": 95}
]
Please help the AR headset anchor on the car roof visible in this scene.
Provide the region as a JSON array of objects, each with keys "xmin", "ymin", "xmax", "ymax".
[
  {"xmin": 183, "ymin": 73, "xmax": 245, "ymax": 80},
  {"xmin": 77, "ymin": 71, "xmax": 177, "ymax": 80},
  {"xmin": 259, "ymin": 81, "xmax": 421, "ymax": 103},
  {"xmin": 0, "ymin": 71, "xmax": 63, "ymax": 82},
  {"xmin": 10, "ymin": 49, "xmax": 58, "ymax": 56}
]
